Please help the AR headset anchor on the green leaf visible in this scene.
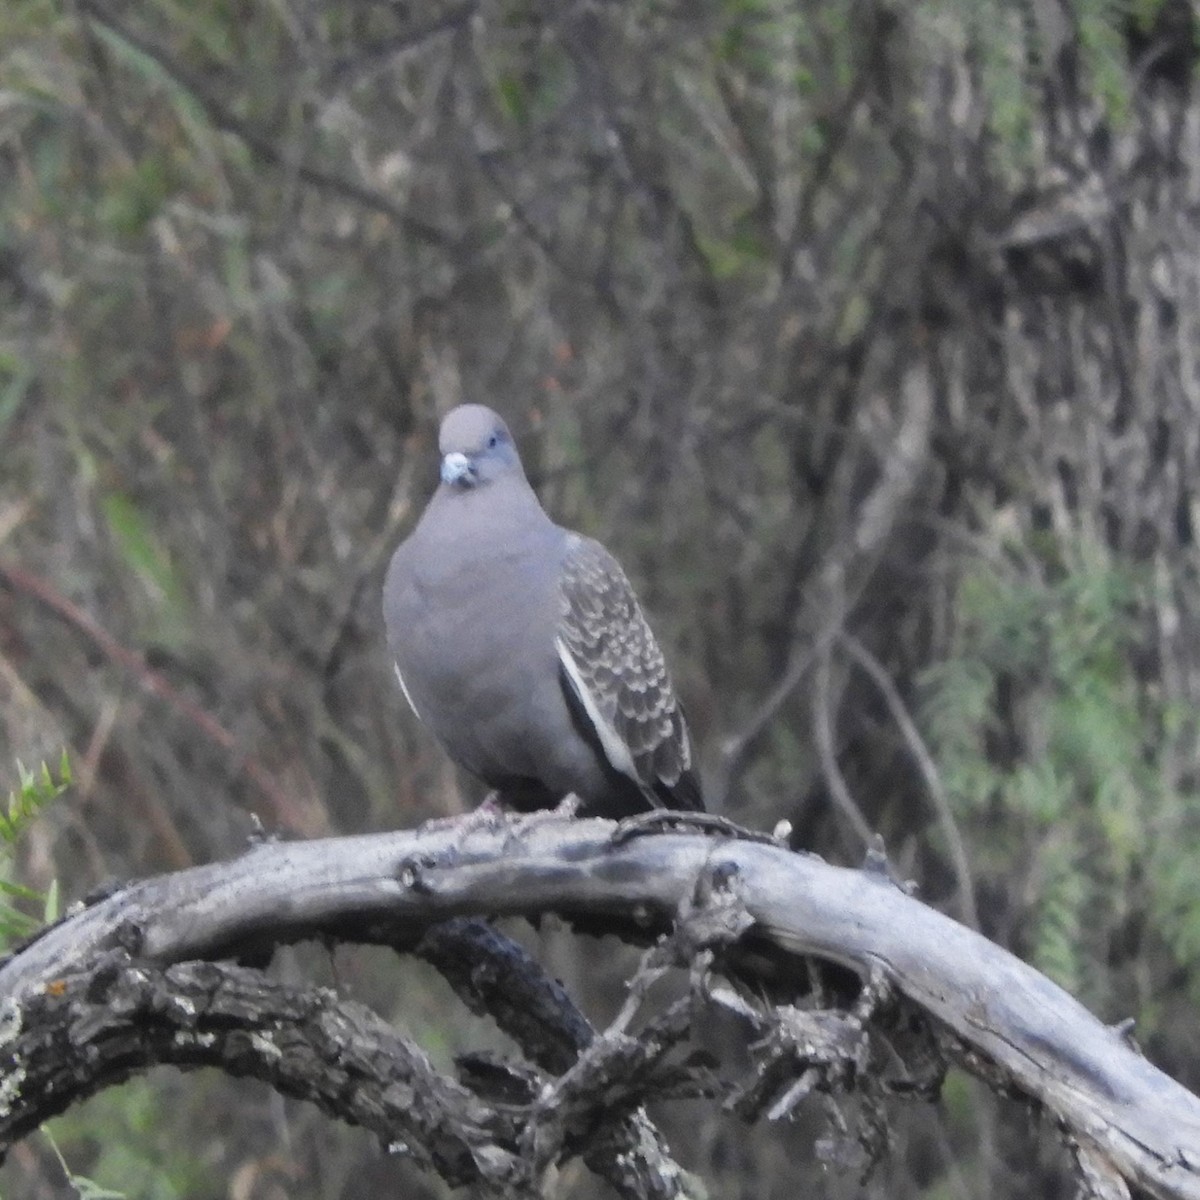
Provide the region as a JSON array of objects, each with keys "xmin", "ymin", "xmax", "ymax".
[
  {"xmin": 0, "ymin": 753, "xmax": 69, "ymax": 946},
  {"xmin": 101, "ymin": 492, "xmax": 182, "ymax": 610},
  {"xmin": 0, "ymin": 879, "xmax": 47, "ymax": 904},
  {"xmin": 70, "ymin": 1176, "xmax": 130, "ymax": 1200},
  {"xmin": 495, "ymin": 73, "xmax": 529, "ymax": 125},
  {"xmin": 0, "ymin": 359, "xmax": 34, "ymax": 440},
  {"xmin": 43, "ymin": 876, "xmax": 59, "ymax": 925}
]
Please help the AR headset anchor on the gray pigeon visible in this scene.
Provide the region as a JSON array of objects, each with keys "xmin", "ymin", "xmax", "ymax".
[{"xmin": 383, "ymin": 404, "xmax": 703, "ymax": 818}]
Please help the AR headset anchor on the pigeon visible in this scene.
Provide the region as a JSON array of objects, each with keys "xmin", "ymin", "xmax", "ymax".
[{"xmin": 383, "ymin": 404, "xmax": 704, "ymax": 818}]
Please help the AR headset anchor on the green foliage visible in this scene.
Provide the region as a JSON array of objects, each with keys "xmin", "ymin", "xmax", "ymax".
[
  {"xmin": 101, "ymin": 493, "xmax": 186, "ymax": 627},
  {"xmin": 918, "ymin": 0, "xmax": 1152, "ymax": 172},
  {"xmin": 716, "ymin": 0, "xmax": 808, "ymax": 81},
  {"xmin": 920, "ymin": 555, "xmax": 1194, "ymax": 1009},
  {"xmin": 71, "ymin": 1179, "xmax": 129, "ymax": 1200},
  {"xmin": 1, "ymin": 752, "xmax": 70, "ymax": 841},
  {"xmin": 697, "ymin": 213, "xmax": 772, "ymax": 281},
  {"xmin": 89, "ymin": 20, "xmax": 222, "ymax": 165},
  {"xmin": 47, "ymin": 1077, "xmax": 217, "ymax": 1200},
  {"xmin": 1078, "ymin": 0, "xmax": 1135, "ymax": 124},
  {"xmin": 495, "ymin": 72, "xmax": 532, "ymax": 125},
  {"xmin": 0, "ymin": 753, "xmax": 69, "ymax": 945},
  {"xmin": 0, "ymin": 351, "xmax": 34, "ymax": 441},
  {"xmin": 1130, "ymin": 0, "xmax": 1174, "ymax": 30},
  {"xmin": 1030, "ymin": 826, "xmax": 1087, "ymax": 998},
  {"xmin": 967, "ymin": 0, "xmax": 1037, "ymax": 167},
  {"xmin": 489, "ymin": 33, "xmax": 571, "ymax": 128},
  {"xmin": 97, "ymin": 153, "xmax": 180, "ymax": 238},
  {"xmin": 44, "ymin": 1128, "xmax": 130, "ymax": 1200}
]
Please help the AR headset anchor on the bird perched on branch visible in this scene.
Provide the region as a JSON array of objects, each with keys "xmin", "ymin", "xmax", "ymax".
[{"xmin": 383, "ymin": 404, "xmax": 703, "ymax": 818}]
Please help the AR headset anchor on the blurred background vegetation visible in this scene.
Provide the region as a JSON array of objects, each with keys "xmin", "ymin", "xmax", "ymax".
[{"xmin": 2, "ymin": 0, "xmax": 1200, "ymax": 1195}]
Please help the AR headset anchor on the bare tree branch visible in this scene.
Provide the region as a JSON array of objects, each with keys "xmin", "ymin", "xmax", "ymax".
[
  {"xmin": 0, "ymin": 818, "xmax": 1197, "ymax": 1198},
  {"xmin": 0, "ymin": 952, "xmax": 519, "ymax": 1190},
  {"xmin": 716, "ymin": 358, "xmax": 935, "ymax": 807},
  {"xmin": 417, "ymin": 919, "xmax": 689, "ymax": 1198},
  {"xmin": 812, "ymin": 637, "xmax": 875, "ymax": 847}
]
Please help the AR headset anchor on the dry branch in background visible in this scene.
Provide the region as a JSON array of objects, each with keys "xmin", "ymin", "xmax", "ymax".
[{"xmin": 0, "ymin": 816, "xmax": 1196, "ymax": 1199}]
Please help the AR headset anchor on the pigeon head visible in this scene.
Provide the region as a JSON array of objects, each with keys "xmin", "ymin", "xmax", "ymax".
[{"xmin": 437, "ymin": 404, "xmax": 522, "ymax": 489}]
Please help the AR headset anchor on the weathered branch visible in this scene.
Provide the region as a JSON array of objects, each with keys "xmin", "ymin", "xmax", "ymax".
[
  {"xmin": 0, "ymin": 935, "xmax": 700, "ymax": 1198},
  {"xmin": 1, "ymin": 817, "xmax": 1198, "ymax": 1199},
  {"xmin": 417, "ymin": 918, "xmax": 691, "ymax": 1198},
  {"xmin": 0, "ymin": 951, "xmax": 517, "ymax": 1187}
]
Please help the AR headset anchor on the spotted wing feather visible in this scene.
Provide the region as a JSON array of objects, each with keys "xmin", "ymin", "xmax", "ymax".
[{"xmin": 556, "ymin": 535, "xmax": 702, "ymax": 809}]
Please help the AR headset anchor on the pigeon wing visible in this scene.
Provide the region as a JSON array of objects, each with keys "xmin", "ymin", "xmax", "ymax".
[{"xmin": 556, "ymin": 535, "xmax": 701, "ymax": 809}]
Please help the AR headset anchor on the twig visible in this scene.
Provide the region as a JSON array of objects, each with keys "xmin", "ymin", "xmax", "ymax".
[
  {"xmin": 716, "ymin": 643, "xmax": 817, "ymax": 799},
  {"xmin": 837, "ymin": 631, "xmax": 980, "ymax": 930},
  {"xmin": 812, "ymin": 639, "xmax": 874, "ymax": 848},
  {"xmin": 416, "ymin": 918, "xmax": 689, "ymax": 1199},
  {"xmin": 326, "ymin": 5, "xmax": 479, "ymax": 85}
]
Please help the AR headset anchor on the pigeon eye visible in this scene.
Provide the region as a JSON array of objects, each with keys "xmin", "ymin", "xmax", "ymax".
[{"xmin": 487, "ymin": 433, "xmax": 500, "ymax": 449}]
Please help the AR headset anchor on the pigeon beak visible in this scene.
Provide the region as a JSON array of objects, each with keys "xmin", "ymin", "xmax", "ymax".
[{"xmin": 440, "ymin": 451, "xmax": 474, "ymax": 486}]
